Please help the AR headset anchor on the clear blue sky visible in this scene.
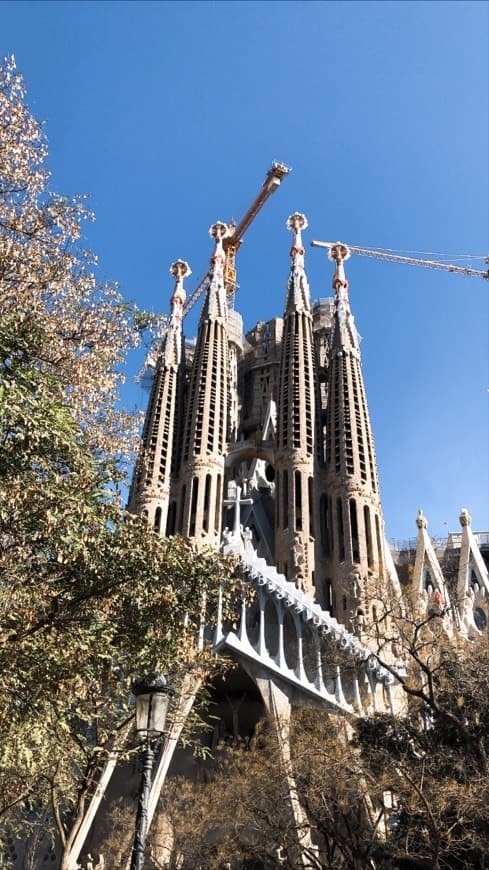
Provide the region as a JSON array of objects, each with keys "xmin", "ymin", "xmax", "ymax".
[{"xmin": 2, "ymin": 0, "xmax": 488, "ymax": 539}]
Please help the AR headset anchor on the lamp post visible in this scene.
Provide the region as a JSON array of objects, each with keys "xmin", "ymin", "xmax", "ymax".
[{"xmin": 130, "ymin": 673, "xmax": 172, "ymax": 870}]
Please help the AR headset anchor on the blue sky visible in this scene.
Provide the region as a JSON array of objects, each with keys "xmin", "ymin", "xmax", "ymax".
[{"xmin": 2, "ymin": 0, "xmax": 488, "ymax": 539}]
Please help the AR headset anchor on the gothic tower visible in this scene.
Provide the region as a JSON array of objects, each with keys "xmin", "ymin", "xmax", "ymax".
[
  {"xmin": 319, "ymin": 244, "xmax": 387, "ymax": 629},
  {"xmin": 275, "ymin": 214, "xmax": 320, "ymax": 595},
  {"xmin": 127, "ymin": 259, "xmax": 190, "ymax": 533},
  {"xmin": 175, "ymin": 222, "xmax": 230, "ymax": 547}
]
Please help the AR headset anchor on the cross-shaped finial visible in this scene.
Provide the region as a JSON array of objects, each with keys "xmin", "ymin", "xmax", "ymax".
[{"xmin": 223, "ymin": 482, "xmax": 253, "ymax": 539}]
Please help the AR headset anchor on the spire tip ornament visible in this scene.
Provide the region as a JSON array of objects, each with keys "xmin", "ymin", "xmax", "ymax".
[
  {"xmin": 328, "ymin": 241, "xmax": 350, "ymax": 297},
  {"xmin": 169, "ymin": 259, "xmax": 191, "ymax": 315},
  {"xmin": 287, "ymin": 212, "xmax": 308, "ymax": 266},
  {"xmin": 169, "ymin": 259, "xmax": 191, "ymax": 281},
  {"xmin": 416, "ymin": 508, "xmax": 428, "ymax": 530}
]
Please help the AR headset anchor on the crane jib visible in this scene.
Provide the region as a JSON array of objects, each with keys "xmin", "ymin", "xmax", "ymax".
[{"xmin": 310, "ymin": 240, "xmax": 489, "ymax": 281}]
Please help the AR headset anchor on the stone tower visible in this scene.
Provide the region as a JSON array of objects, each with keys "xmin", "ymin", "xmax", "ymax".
[
  {"xmin": 274, "ymin": 213, "xmax": 320, "ymax": 595},
  {"xmin": 318, "ymin": 243, "xmax": 387, "ymax": 630},
  {"xmin": 127, "ymin": 259, "xmax": 190, "ymax": 533},
  {"xmin": 175, "ymin": 222, "xmax": 230, "ymax": 548}
]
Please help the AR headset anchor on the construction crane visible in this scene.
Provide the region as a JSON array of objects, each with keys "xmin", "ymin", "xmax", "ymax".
[
  {"xmin": 183, "ymin": 161, "xmax": 291, "ymax": 317},
  {"xmin": 310, "ymin": 239, "xmax": 489, "ymax": 280},
  {"xmin": 136, "ymin": 162, "xmax": 290, "ymax": 387}
]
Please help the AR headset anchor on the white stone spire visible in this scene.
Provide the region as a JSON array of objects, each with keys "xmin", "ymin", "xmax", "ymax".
[
  {"xmin": 276, "ymin": 212, "xmax": 319, "ymax": 594},
  {"xmin": 127, "ymin": 258, "xmax": 191, "ymax": 533},
  {"xmin": 169, "ymin": 259, "xmax": 190, "ymax": 324},
  {"xmin": 164, "ymin": 259, "xmax": 190, "ymax": 366},
  {"xmin": 285, "ymin": 212, "xmax": 311, "ymax": 313},
  {"xmin": 329, "ymin": 242, "xmax": 351, "ymax": 303},
  {"xmin": 178, "ymin": 221, "xmax": 230, "ymax": 547},
  {"xmin": 287, "ymin": 211, "xmax": 307, "ymax": 270},
  {"xmin": 201, "ymin": 221, "xmax": 228, "ymax": 322},
  {"xmin": 210, "ymin": 220, "xmax": 228, "ymax": 278},
  {"xmin": 413, "ymin": 509, "xmax": 452, "ymax": 626}
]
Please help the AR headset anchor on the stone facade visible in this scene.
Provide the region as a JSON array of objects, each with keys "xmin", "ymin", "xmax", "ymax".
[
  {"xmin": 129, "ymin": 214, "xmax": 402, "ymax": 630},
  {"xmin": 129, "ymin": 215, "xmax": 489, "ymax": 639}
]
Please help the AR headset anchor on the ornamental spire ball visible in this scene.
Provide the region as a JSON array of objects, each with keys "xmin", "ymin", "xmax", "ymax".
[
  {"xmin": 169, "ymin": 259, "xmax": 191, "ymax": 314},
  {"xmin": 209, "ymin": 221, "xmax": 228, "ymax": 279},
  {"xmin": 329, "ymin": 241, "xmax": 351, "ymax": 297},
  {"xmin": 287, "ymin": 212, "xmax": 308, "ymax": 266}
]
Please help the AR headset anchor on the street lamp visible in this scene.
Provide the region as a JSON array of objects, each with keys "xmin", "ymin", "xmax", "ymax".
[{"xmin": 130, "ymin": 673, "xmax": 173, "ymax": 870}]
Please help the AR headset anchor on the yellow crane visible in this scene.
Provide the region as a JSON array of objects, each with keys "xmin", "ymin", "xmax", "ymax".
[
  {"xmin": 183, "ymin": 160, "xmax": 291, "ymax": 317},
  {"xmin": 136, "ymin": 162, "xmax": 290, "ymax": 387},
  {"xmin": 311, "ymin": 239, "xmax": 489, "ymax": 280}
]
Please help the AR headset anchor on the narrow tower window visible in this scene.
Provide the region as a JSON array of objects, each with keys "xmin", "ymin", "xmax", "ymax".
[
  {"xmin": 166, "ymin": 501, "xmax": 176, "ymax": 536},
  {"xmin": 295, "ymin": 471, "xmax": 302, "ymax": 531},
  {"xmin": 320, "ymin": 495, "xmax": 328, "ymax": 555},
  {"xmin": 275, "ymin": 476, "xmax": 280, "ymax": 529},
  {"xmin": 178, "ymin": 485, "xmax": 186, "ymax": 534},
  {"xmin": 189, "ymin": 477, "xmax": 199, "ymax": 537},
  {"xmin": 308, "ymin": 477, "xmax": 314, "ymax": 538},
  {"xmin": 203, "ymin": 474, "xmax": 211, "ymax": 533},
  {"xmin": 337, "ymin": 498, "xmax": 345, "ymax": 562},
  {"xmin": 324, "ymin": 578, "xmax": 333, "ymax": 612},
  {"xmin": 375, "ymin": 513, "xmax": 384, "ymax": 578},
  {"xmin": 283, "ymin": 470, "xmax": 289, "ymax": 529},
  {"xmin": 214, "ymin": 474, "xmax": 222, "ymax": 535},
  {"xmin": 364, "ymin": 505, "xmax": 373, "ymax": 569},
  {"xmin": 349, "ymin": 499, "xmax": 360, "ymax": 564},
  {"xmin": 154, "ymin": 506, "xmax": 162, "ymax": 534}
]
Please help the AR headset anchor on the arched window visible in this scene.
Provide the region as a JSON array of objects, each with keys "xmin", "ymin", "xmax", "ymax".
[
  {"xmin": 295, "ymin": 471, "xmax": 302, "ymax": 531},
  {"xmin": 154, "ymin": 506, "xmax": 162, "ymax": 534},
  {"xmin": 214, "ymin": 474, "xmax": 222, "ymax": 534},
  {"xmin": 282, "ymin": 470, "xmax": 289, "ymax": 529},
  {"xmin": 349, "ymin": 499, "xmax": 360, "ymax": 563},
  {"xmin": 324, "ymin": 578, "xmax": 332, "ymax": 611},
  {"xmin": 320, "ymin": 494, "xmax": 331, "ymax": 556},
  {"xmin": 166, "ymin": 502, "xmax": 176, "ymax": 536},
  {"xmin": 375, "ymin": 514, "xmax": 384, "ymax": 577},
  {"xmin": 203, "ymin": 474, "xmax": 211, "ymax": 533},
  {"xmin": 189, "ymin": 477, "xmax": 199, "ymax": 537},
  {"xmin": 364, "ymin": 505, "xmax": 373, "ymax": 569},
  {"xmin": 308, "ymin": 477, "xmax": 314, "ymax": 537},
  {"xmin": 337, "ymin": 498, "xmax": 345, "ymax": 562},
  {"xmin": 178, "ymin": 485, "xmax": 186, "ymax": 534}
]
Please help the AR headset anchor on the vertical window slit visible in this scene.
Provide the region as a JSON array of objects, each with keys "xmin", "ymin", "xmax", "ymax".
[
  {"xmin": 364, "ymin": 505, "xmax": 373, "ymax": 569},
  {"xmin": 337, "ymin": 498, "xmax": 345, "ymax": 562}
]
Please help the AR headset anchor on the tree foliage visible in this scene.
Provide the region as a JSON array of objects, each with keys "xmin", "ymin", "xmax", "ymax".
[
  {"xmin": 152, "ymin": 632, "xmax": 489, "ymax": 870},
  {"xmin": 0, "ymin": 55, "xmax": 234, "ymax": 863}
]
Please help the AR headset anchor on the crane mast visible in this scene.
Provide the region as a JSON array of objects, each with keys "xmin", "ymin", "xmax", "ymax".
[
  {"xmin": 311, "ymin": 239, "xmax": 489, "ymax": 281},
  {"xmin": 183, "ymin": 161, "xmax": 291, "ymax": 317},
  {"xmin": 223, "ymin": 161, "xmax": 291, "ymax": 296}
]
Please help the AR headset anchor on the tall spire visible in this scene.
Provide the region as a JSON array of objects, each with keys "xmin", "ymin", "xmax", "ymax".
[
  {"xmin": 285, "ymin": 212, "xmax": 311, "ymax": 312},
  {"xmin": 275, "ymin": 213, "xmax": 320, "ymax": 594},
  {"xmin": 169, "ymin": 259, "xmax": 188, "ymax": 324},
  {"xmin": 127, "ymin": 259, "xmax": 191, "ymax": 534},
  {"xmin": 201, "ymin": 221, "xmax": 228, "ymax": 322},
  {"xmin": 319, "ymin": 244, "xmax": 388, "ymax": 631},
  {"xmin": 164, "ymin": 259, "xmax": 190, "ymax": 366},
  {"xmin": 177, "ymin": 222, "xmax": 230, "ymax": 546},
  {"xmin": 328, "ymin": 242, "xmax": 361, "ymax": 352}
]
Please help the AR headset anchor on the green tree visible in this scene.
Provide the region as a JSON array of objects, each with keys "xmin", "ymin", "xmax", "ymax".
[
  {"xmin": 0, "ymin": 56, "xmax": 234, "ymax": 868},
  {"xmin": 152, "ymin": 630, "xmax": 489, "ymax": 870}
]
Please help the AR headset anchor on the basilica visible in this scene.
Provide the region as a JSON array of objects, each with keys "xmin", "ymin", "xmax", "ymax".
[{"xmin": 128, "ymin": 211, "xmax": 489, "ymax": 641}]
